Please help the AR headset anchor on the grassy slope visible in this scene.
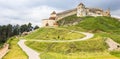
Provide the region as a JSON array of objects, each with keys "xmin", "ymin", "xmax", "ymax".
[
  {"xmin": 40, "ymin": 52, "xmax": 119, "ymax": 59},
  {"xmin": 3, "ymin": 37, "xmax": 28, "ymax": 59},
  {"xmin": 24, "ymin": 16, "xmax": 120, "ymax": 59},
  {"xmin": 25, "ymin": 36, "xmax": 119, "ymax": 59},
  {"xmin": 25, "ymin": 28, "xmax": 85, "ymax": 40},
  {"xmin": 25, "ymin": 36, "xmax": 107, "ymax": 53},
  {"xmin": 76, "ymin": 16, "xmax": 120, "ymax": 43},
  {"xmin": 76, "ymin": 16, "xmax": 120, "ymax": 32},
  {"xmin": 57, "ymin": 14, "xmax": 81, "ymax": 26},
  {"xmin": 58, "ymin": 16, "xmax": 120, "ymax": 43}
]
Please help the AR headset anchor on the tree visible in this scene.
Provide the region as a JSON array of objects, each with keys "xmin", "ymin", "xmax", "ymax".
[
  {"xmin": 13, "ymin": 24, "xmax": 20, "ymax": 35},
  {"xmin": 6, "ymin": 24, "xmax": 13, "ymax": 38},
  {"xmin": 0, "ymin": 23, "xmax": 34, "ymax": 45},
  {"xmin": 27, "ymin": 23, "xmax": 33, "ymax": 31},
  {"xmin": 34, "ymin": 25, "xmax": 39, "ymax": 30},
  {"xmin": 20, "ymin": 24, "xmax": 28, "ymax": 33}
]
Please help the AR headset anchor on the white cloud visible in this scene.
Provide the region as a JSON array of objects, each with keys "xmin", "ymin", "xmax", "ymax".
[
  {"xmin": 0, "ymin": 0, "xmax": 28, "ymax": 6},
  {"xmin": 0, "ymin": 5, "xmax": 63, "ymax": 26},
  {"xmin": 0, "ymin": 0, "xmax": 120, "ymax": 26},
  {"xmin": 111, "ymin": 9, "xmax": 120, "ymax": 16},
  {"xmin": 111, "ymin": 9, "xmax": 120, "ymax": 19}
]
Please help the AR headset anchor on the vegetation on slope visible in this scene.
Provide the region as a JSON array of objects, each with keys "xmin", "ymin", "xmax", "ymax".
[
  {"xmin": 57, "ymin": 14, "xmax": 83, "ymax": 26},
  {"xmin": 58, "ymin": 16, "xmax": 120, "ymax": 43},
  {"xmin": 25, "ymin": 28, "xmax": 85, "ymax": 40},
  {"xmin": 3, "ymin": 37, "xmax": 28, "ymax": 59},
  {"xmin": 58, "ymin": 15, "xmax": 120, "ymax": 33},
  {"xmin": 76, "ymin": 16, "xmax": 120, "ymax": 33},
  {"xmin": 76, "ymin": 16, "xmax": 120, "ymax": 43},
  {"xmin": 25, "ymin": 36, "xmax": 107, "ymax": 53},
  {"xmin": 24, "ymin": 16, "xmax": 120, "ymax": 59},
  {"xmin": 40, "ymin": 52, "xmax": 119, "ymax": 59},
  {"xmin": 24, "ymin": 35, "xmax": 117, "ymax": 59}
]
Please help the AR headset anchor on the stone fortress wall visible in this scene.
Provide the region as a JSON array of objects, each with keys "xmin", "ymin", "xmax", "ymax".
[
  {"xmin": 56, "ymin": 8, "xmax": 77, "ymax": 20},
  {"xmin": 42, "ymin": 3, "xmax": 111, "ymax": 27},
  {"xmin": 55, "ymin": 3, "xmax": 110, "ymax": 20}
]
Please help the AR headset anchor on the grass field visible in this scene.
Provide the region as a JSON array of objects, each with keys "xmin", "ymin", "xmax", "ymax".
[
  {"xmin": 25, "ymin": 36, "xmax": 107, "ymax": 52},
  {"xmin": 40, "ymin": 52, "xmax": 119, "ymax": 59},
  {"xmin": 3, "ymin": 16, "xmax": 119, "ymax": 59},
  {"xmin": 24, "ymin": 16, "xmax": 120, "ymax": 58},
  {"xmin": 24, "ymin": 28, "xmax": 85, "ymax": 40},
  {"xmin": 59, "ymin": 16, "xmax": 120, "ymax": 43},
  {"xmin": 3, "ymin": 37, "xmax": 28, "ymax": 59},
  {"xmin": 24, "ymin": 35, "xmax": 120, "ymax": 59}
]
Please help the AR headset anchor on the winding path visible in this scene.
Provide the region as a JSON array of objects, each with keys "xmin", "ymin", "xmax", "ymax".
[
  {"xmin": 18, "ymin": 31, "xmax": 94, "ymax": 59},
  {"xmin": 18, "ymin": 40, "xmax": 39, "ymax": 59},
  {"xmin": 26, "ymin": 31, "xmax": 94, "ymax": 42}
]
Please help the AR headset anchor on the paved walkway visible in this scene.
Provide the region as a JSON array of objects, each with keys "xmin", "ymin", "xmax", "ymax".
[
  {"xmin": 27, "ymin": 31, "xmax": 94, "ymax": 42},
  {"xmin": 18, "ymin": 40, "xmax": 40, "ymax": 59},
  {"xmin": 105, "ymin": 38, "xmax": 120, "ymax": 51},
  {"xmin": 18, "ymin": 31, "xmax": 94, "ymax": 59}
]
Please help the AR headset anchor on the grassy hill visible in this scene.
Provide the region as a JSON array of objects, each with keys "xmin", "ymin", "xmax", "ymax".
[
  {"xmin": 58, "ymin": 16, "xmax": 120, "ymax": 43},
  {"xmin": 2, "ymin": 14, "xmax": 120, "ymax": 59},
  {"xmin": 25, "ymin": 36, "xmax": 111, "ymax": 59},
  {"xmin": 23, "ymin": 16, "xmax": 120, "ymax": 59},
  {"xmin": 24, "ymin": 28, "xmax": 85, "ymax": 40},
  {"xmin": 58, "ymin": 15, "xmax": 120, "ymax": 33},
  {"xmin": 76, "ymin": 16, "xmax": 120, "ymax": 33}
]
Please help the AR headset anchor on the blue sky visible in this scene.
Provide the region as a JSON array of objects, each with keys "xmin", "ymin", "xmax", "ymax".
[{"xmin": 0, "ymin": 0, "xmax": 120, "ymax": 26}]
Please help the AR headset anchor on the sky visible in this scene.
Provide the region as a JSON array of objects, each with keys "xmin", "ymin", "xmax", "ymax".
[{"xmin": 0, "ymin": 0, "xmax": 120, "ymax": 26}]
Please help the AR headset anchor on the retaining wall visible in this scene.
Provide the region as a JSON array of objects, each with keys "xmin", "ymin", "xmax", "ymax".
[{"xmin": 0, "ymin": 43, "xmax": 9, "ymax": 59}]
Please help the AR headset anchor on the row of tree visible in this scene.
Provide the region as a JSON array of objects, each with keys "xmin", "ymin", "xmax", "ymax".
[{"xmin": 0, "ymin": 23, "xmax": 39, "ymax": 43}]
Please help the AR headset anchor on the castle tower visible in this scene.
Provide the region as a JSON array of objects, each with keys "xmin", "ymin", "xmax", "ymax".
[
  {"xmin": 49, "ymin": 11, "xmax": 57, "ymax": 20},
  {"xmin": 103, "ymin": 8, "xmax": 111, "ymax": 17},
  {"xmin": 77, "ymin": 3, "xmax": 87, "ymax": 17},
  {"xmin": 106, "ymin": 8, "xmax": 111, "ymax": 16}
]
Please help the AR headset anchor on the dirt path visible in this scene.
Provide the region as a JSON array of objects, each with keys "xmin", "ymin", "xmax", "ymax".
[{"xmin": 18, "ymin": 31, "xmax": 94, "ymax": 59}]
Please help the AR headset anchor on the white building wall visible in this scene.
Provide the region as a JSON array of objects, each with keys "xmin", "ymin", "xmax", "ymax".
[{"xmin": 42, "ymin": 20, "xmax": 56, "ymax": 27}]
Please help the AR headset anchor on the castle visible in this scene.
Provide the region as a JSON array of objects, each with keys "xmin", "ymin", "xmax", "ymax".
[{"xmin": 42, "ymin": 3, "xmax": 111, "ymax": 27}]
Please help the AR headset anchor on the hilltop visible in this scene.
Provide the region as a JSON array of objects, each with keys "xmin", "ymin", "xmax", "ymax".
[
  {"xmin": 2, "ymin": 14, "xmax": 120, "ymax": 59},
  {"xmin": 58, "ymin": 15, "xmax": 120, "ymax": 44},
  {"xmin": 1, "ymin": 2, "xmax": 120, "ymax": 59},
  {"xmin": 58, "ymin": 15, "xmax": 120, "ymax": 32},
  {"xmin": 21, "ymin": 15, "xmax": 120, "ymax": 59}
]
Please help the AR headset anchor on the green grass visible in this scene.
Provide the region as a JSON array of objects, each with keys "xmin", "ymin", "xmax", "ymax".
[
  {"xmin": 59, "ymin": 16, "xmax": 120, "ymax": 43},
  {"xmin": 0, "ymin": 42, "xmax": 3, "ymax": 48},
  {"xmin": 23, "ymin": 16, "xmax": 120, "ymax": 59},
  {"xmin": 94, "ymin": 32, "xmax": 120, "ymax": 43},
  {"xmin": 58, "ymin": 16, "xmax": 120, "ymax": 33},
  {"xmin": 3, "ymin": 37, "xmax": 28, "ymax": 59},
  {"xmin": 24, "ymin": 35, "xmax": 118, "ymax": 59},
  {"xmin": 25, "ymin": 36, "xmax": 107, "ymax": 53},
  {"xmin": 41, "ymin": 52, "xmax": 119, "ymax": 59},
  {"xmin": 110, "ymin": 51, "xmax": 120, "ymax": 57},
  {"xmin": 76, "ymin": 16, "xmax": 120, "ymax": 33},
  {"xmin": 25, "ymin": 28, "xmax": 85, "ymax": 40},
  {"xmin": 57, "ymin": 14, "xmax": 81, "ymax": 26}
]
